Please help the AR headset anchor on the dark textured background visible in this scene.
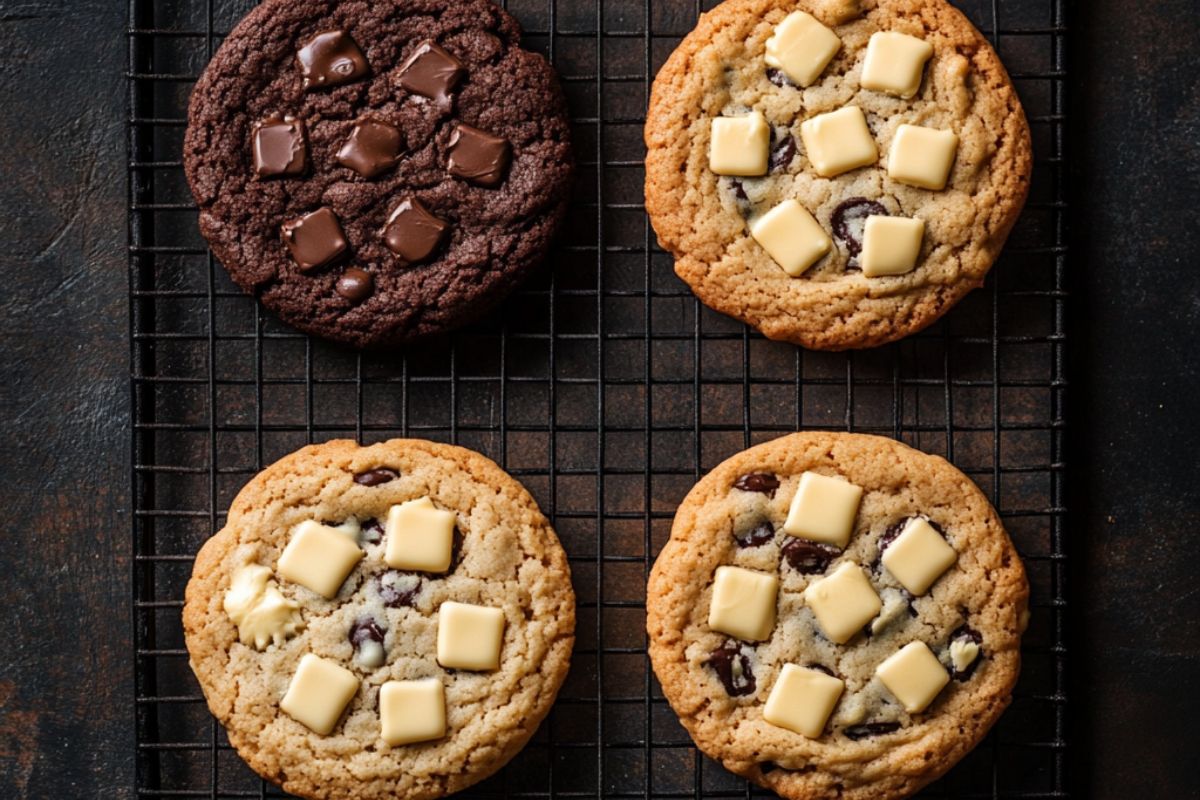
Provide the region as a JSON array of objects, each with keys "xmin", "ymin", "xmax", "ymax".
[{"xmin": 0, "ymin": 0, "xmax": 1196, "ymax": 797}]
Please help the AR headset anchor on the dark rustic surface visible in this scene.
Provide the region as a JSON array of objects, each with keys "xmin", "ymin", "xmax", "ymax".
[{"xmin": 0, "ymin": 0, "xmax": 1197, "ymax": 797}]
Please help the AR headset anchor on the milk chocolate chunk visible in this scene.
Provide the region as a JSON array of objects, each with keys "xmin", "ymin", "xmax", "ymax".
[
  {"xmin": 447, "ymin": 123, "xmax": 511, "ymax": 187},
  {"xmin": 281, "ymin": 208, "xmax": 349, "ymax": 272},
  {"xmin": 297, "ymin": 30, "xmax": 369, "ymax": 90},
  {"xmin": 353, "ymin": 467, "xmax": 399, "ymax": 486},
  {"xmin": 337, "ymin": 120, "xmax": 403, "ymax": 179},
  {"xmin": 335, "ymin": 267, "xmax": 374, "ymax": 302},
  {"xmin": 398, "ymin": 40, "xmax": 465, "ymax": 109},
  {"xmin": 253, "ymin": 116, "xmax": 307, "ymax": 178},
  {"xmin": 383, "ymin": 198, "xmax": 449, "ymax": 263}
]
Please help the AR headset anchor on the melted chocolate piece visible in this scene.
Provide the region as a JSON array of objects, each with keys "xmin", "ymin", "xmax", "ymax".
[
  {"xmin": 950, "ymin": 625, "xmax": 985, "ymax": 681},
  {"xmin": 349, "ymin": 616, "xmax": 385, "ymax": 648},
  {"xmin": 733, "ymin": 473, "xmax": 780, "ymax": 495},
  {"xmin": 766, "ymin": 67, "xmax": 792, "ymax": 88},
  {"xmin": 398, "ymin": 40, "xmax": 465, "ymax": 110},
  {"xmin": 296, "ymin": 30, "xmax": 369, "ymax": 90},
  {"xmin": 843, "ymin": 722, "xmax": 901, "ymax": 740},
  {"xmin": 383, "ymin": 198, "xmax": 449, "ymax": 263},
  {"xmin": 335, "ymin": 267, "xmax": 374, "ymax": 302},
  {"xmin": 706, "ymin": 641, "xmax": 756, "ymax": 697},
  {"xmin": 781, "ymin": 538, "xmax": 840, "ymax": 574},
  {"xmin": 360, "ymin": 518, "xmax": 384, "ymax": 545},
  {"xmin": 281, "ymin": 208, "xmax": 349, "ymax": 272},
  {"xmin": 378, "ymin": 571, "xmax": 423, "ymax": 608},
  {"xmin": 337, "ymin": 119, "xmax": 403, "ymax": 179},
  {"xmin": 734, "ymin": 521, "xmax": 775, "ymax": 548},
  {"xmin": 769, "ymin": 132, "xmax": 798, "ymax": 173},
  {"xmin": 831, "ymin": 198, "xmax": 888, "ymax": 260},
  {"xmin": 353, "ymin": 467, "xmax": 399, "ymax": 486},
  {"xmin": 447, "ymin": 123, "xmax": 511, "ymax": 188},
  {"xmin": 252, "ymin": 116, "xmax": 307, "ymax": 178}
]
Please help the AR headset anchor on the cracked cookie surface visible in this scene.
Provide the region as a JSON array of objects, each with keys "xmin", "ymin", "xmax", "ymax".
[
  {"xmin": 644, "ymin": 0, "xmax": 1031, "ymax": 349},
  {"xmin": 646, "ymin": 431, "xmax": 1028, "ymax": 800},
  {"xmin": 183, "ymin": 439, "xmax": 575, "ymax": 800},
  {"xmin": 184, "ymin": 0, "xmax": 573, "ymax": 348}
]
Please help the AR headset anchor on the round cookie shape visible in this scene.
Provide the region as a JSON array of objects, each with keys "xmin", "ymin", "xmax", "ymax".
[
  {"xmin": 183, "ymin": 439, "xmax": 575, "ymax": 800},
  {"xmin": 184, "ymin": 0, "xmax": 574, "ymax": 348},
  {"xmin": 646, "ymin": 432, "xmax": 1028, "ymax": 800},
  {"xmin": 644, "ymin": 0, "xmax": 1032, "ymax": 350}
]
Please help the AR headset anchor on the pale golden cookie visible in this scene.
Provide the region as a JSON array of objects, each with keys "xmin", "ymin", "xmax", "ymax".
[
  {"xmin": 183, "ymin": 439, "xmax": 575, "ymax": 800},
  {"xmin": 647, "ymin": 432, "xmax": 1028, "ymax": 799},
  {"xmin": 645, "ymin": 0, "xmax": 1032, "ymax": 349}
]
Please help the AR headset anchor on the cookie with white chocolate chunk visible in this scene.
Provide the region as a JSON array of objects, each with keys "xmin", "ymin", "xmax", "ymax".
[
  {"xmin": 646, "ymin": 431, "xmax": 1028, "ymax": 800},
  {"xmin": 644, "ymin": 0, "xmax": 1031, "ymax": 349},
  {"xmin": 183, "ymin": 439, "xmax": 574, "ymax": 800}
]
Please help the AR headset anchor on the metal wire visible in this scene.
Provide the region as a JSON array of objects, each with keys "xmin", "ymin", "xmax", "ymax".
[{"xmin": 127, "ymin": 0, "xmax": 1069, "ymax": 796}]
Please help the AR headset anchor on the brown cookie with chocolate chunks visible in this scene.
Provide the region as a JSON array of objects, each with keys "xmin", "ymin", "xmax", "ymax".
[{"xmin": 184, "ymin": 0, "xmax": 573, "ymax": 348}]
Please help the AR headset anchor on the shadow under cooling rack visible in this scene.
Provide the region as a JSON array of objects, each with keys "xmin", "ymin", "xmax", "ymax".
[{"xmin": 128, "ymin": 0, "xmax": 1068, "ymax": 797}]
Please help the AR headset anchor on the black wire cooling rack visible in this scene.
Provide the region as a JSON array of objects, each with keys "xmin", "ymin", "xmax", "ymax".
[{"xmin": 128, "ymin": 0, "xmax": 1068, "ymax": 796}]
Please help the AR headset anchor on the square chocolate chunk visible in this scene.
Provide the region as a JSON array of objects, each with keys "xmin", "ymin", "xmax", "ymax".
[
  {"xmin": 281, "ymin": 208, "xmax": 349, "ymax": 272},
  {"xmin": 398, "ymin": 40, "xmax": 465, "ymax": 107},
  {"xmin": 383, "ymin": 199, "xmax": 449, "ymax": 264},
  {"xmin": 447, "ymin": 124, "xmax": 511, "ymax": 188},
  {"xmin": 297, "ymin": 30, "xmax": 369, "ymax": 90},
  {"xmin": 253, "ymin": 116, "xmax": 308, "ymax": 178}
]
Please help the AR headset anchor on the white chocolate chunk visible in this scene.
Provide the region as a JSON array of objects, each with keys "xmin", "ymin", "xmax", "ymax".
[
  {"xmin": 764, "ymin": 11, "xmax": 841, "ymax": 87},
  {"xmin": 803, "ymin": 562, "xmax": 881, "ymax": 644},
  {"xmin": 860, "ymin": 31, "xmax": 934, "ymax": 98},
  {"xmin": 950, "ymin": 638, "xmax": 981, "ymax": 673},
  {"xmin": 357, "ymin": 639, "xmax": 386, "ymax": 669},
  {"xmin": 436, "ymin": 601, "xmax": 506, "ymax": 671},
  {"xmin": 799, "ymin": 106, "xmax": 878, "ymax": 178},
  {"xmin": 783, "ymin": 471, "xmax": 863, "ymax": 547},
  {"xmin": 709, "ymin": 112, "xmax": 770, "ymax": 176},
  {"xmin": 277, "ymin": 520, "xmax": 364, "ymax": 599},
  {"xmin": 763, "ymin": 664, "xmax": 845, "ymax": 738},
  {"xmin": 881, "ymin": 517, "xmax": 957, "ymax": 595},
  {"xmin": 859, "ymin": 215, "xmax": 924, "ymax": 277},
  {"xmin": 887, "ymin": 124, "xmax": 958, "ymax": 190},
  {"xmin": 876, "ymin": 640, "xmax": 950, "ymax": 712},
  {"xmin": 280, "ymin": 653, "xmax": 360, "ymax": 735},
  {"xmin": 750, "ymin": 199, "xmax": 832, "ymax": 276},
  {"xmin": 223, "ymin": 564, "xmax": 304, "ymax": 649},
  {"xmin": 708, "ymin": 565, "xmax": 778, "ymax": 642},
  {"xmin": 379, "ymin": 678, "xmax": 446, "ymax": 746},
  {"xmin": 385, "ymin": 497, "xmax": 456, "ymax": 573}
]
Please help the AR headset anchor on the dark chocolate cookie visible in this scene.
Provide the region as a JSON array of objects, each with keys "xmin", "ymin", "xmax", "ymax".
[{"xmin": 184, "ymin": 0, "xmax": 573, "ymax": 347}]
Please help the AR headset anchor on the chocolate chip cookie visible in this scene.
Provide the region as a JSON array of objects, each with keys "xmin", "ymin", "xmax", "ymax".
[
  {"xmin": 183, "ymin": 439, "xmax": 575, "ymax": 800},
  {"xmin": 184, "ymin": 0, "xmax": 573, "ymax": 347},
  {"xmin": 646, "ymin": 431, "xmax": 1028, "ymax": 799},
  {"xmin": 644, "ymin": 0, "xmax": 1031, "ymax": 349}
]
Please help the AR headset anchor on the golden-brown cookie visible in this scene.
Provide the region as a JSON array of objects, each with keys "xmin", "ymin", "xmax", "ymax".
[
  {"xmin": 183, "ymin": 439, "xmax": 575, "ymax": 800},
  {"xmin": 645, "ymin": 0, "xmax": 1031, "ymax": 349},
  {"xmin": 647, "ymin": 431, "xmax": 1028, "ymax": 799}
]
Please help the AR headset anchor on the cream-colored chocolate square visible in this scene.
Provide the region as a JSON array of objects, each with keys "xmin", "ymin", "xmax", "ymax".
[
  {"xmin": 280, "ymin": 653, "xmax": 360, "ymax": 735},
  {"xmin": 710, "ymin": 112, "xmax": 770, "ymax": 176},
  {"xmin": 750, "ymin": 199, "xmax": 831, "ymax": 277},
  {"xmin": 950, "ymin": 638, "xmax": 981, "ymax": 673},
  {"xmin": 803, "ymin": 562, "xmax": 881, "ymax": 644},
  {"xmin": 783, "ymin": 471, "xmax": 863, "ymax": 547},
  {"xmin": 859, "ymin": 215, "xmax": 924, "ymax": 277},
  {"xmin": 385, "ymin": 496, "xmax": 456, "ymax": 573},
  {"xmin": 888, "ymin": 124, "xmax": 958, "ymax": 190},
  {"xmin": 800, "ymin": 106, "xmax": 878, "ymax": 178},
  {"xmin": 861, "ymin": 31, "xmax": 933, "ymax": 98},
  {"xmin": 277, "ymin": 520, "xmax": 364, "ymax": 599},
  {"xmin": 436, "ymin": 601, "xmax": 506, "ymax": 670},
  {"xmin": 876, "ymin": 640, "xmax": 950, "ymax": 712},
  {"xmin": 708, "ymin": 565, "xmax": 778, "ymax": 642},
  {"xmin": 380, "ymin": 678, "xmax": 446, "ymax": 746},
  {"xmin": 763, "ymin": 663, "xmax": 845, "ymax": 738},
  {"xmin": 881, "ymin": 517, "xmax": 957, "ymax": 595},
  {"xmin": 764, "ymin": 11, "xmax": 841, "ymax": 87}
]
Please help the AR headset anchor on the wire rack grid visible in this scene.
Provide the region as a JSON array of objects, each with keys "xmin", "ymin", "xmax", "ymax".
[{"xmin": 127, "ymin": 0, "xmax": 1068, "ymax": 797}]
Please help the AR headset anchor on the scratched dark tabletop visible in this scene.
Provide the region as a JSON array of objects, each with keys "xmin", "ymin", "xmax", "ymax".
[{"xmin": 0, "ymin": 0, "xmax": 1197, "ymax": 797}]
